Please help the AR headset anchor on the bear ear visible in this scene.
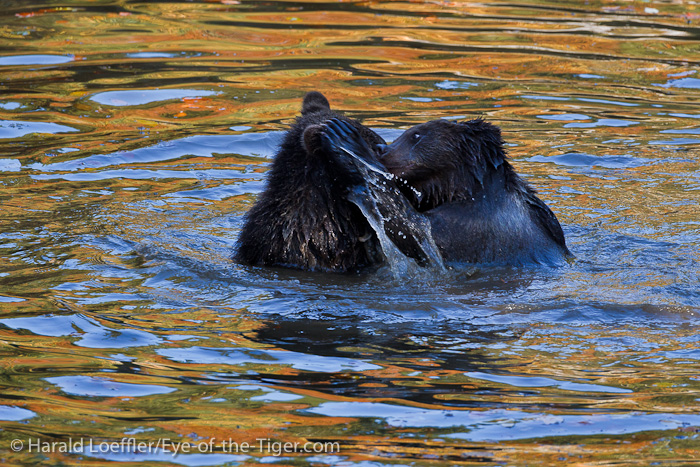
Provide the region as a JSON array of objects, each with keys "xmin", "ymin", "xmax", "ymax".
[
  {"xmin": 456, "ymin": 118, "xmax": 507, "ymax": 172},
  {"xmin": 458, "ymin": 118, "xmax": 500, "ymax": 136},
  {"xmin": 457, "ymin": 119, "xmax": 504, "ymax": 150},
  {"xmin": 301, "ymin": 124, "xmax": 324, "ymax": 155},
  {"xmin": 302, "ymin": 91, "xmax": 331, "ymax": 115}
]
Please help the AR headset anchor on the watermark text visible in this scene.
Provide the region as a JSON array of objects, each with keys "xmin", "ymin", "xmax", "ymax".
[{"xmin": 10, "ymin": 437, "xmax": 340, "ymax": 457}]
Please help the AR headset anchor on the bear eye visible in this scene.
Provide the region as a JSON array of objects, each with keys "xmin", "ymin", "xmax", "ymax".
[{"xmin": 412, "ymin": 133, "xmax": 421, "ymax": 141}]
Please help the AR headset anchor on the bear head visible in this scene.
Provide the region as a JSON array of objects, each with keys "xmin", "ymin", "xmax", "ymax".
[{"xmin": 379, "ymin": 119, "xmax": 509, "ymax": 211}]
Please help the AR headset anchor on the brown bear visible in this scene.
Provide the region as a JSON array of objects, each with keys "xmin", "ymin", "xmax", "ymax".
[
  {"xmin": 321, "ymin": 118, "xmax": 572, "ymax": 266},
  {"xmin": 233, "ymin": 92, "xmax": 432, "ymax": 273}
]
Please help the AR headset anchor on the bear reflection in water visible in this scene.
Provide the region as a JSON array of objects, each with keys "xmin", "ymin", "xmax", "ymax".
[{"xmin": 234, "ymin": 92, "xmax": 571, "ymax": 273}]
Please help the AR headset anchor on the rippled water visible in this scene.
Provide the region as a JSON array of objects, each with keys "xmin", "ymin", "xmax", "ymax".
[{"xmin": 1, "ymin": 1, "xmax": 700, "ymax": 465}]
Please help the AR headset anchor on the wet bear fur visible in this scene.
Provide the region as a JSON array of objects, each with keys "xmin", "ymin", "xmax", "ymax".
[
  {"xmin": 378, "ymin": 119, "xmax": 572, "ymax": 265},
  {"xmin": 233, "ymin": 92, "xmax": 388, "ymax": 273}
]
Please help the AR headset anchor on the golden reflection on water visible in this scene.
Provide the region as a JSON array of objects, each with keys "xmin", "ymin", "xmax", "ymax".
[{"xmin": 1, "ymin": 0, "xmax": 700, "ymax": 465}]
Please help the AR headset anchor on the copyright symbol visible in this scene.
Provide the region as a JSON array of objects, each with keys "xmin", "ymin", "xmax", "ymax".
[{"xmin": 11, "ymin": 439, "xmax": 23, "ymax": 451}]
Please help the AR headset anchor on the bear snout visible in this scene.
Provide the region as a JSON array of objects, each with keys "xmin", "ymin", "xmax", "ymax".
[{"xmin": 374, "ymin": 142, "xmax": 388, "ymax": 155}]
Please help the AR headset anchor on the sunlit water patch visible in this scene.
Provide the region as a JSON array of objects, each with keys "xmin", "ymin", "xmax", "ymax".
[
  {"xmin": 0, "ymin": 120, "xmax": 79, "ymax": 139},
  {"xmin": 0, "ymin": 54, "xmax": 73, "ymax": 66},
  {"xmin": 90, "ymin": 89, "xmax": 220, "ymax": 107}
]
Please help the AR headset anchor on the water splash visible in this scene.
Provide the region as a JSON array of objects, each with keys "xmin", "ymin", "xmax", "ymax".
[{"xmin": 338, "ymin": 146, "xmax": 446, "ymax": 278}]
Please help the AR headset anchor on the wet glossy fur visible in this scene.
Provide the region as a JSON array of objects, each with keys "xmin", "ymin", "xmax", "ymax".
[
  {"xmin": 234, "ymin": 92, "xmax": 387, "ymax": 272},
  {"xmin": 379, "ymin": 119, "xmax": 572, "ymax": 265}
]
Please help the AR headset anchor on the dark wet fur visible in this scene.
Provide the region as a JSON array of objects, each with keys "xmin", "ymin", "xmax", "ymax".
[
  {"xmin": 374, "ymin": 119, "xmax": 571, "ymax": 265},
  {"xmin": 234, "ymin": 92, "xmax": 388, "ymax": 273}
]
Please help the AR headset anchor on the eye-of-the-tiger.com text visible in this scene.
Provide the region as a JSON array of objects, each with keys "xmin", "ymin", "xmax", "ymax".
[{"xmin": 10, "ymin": 437, "xmax": 341, "ymax": 457}]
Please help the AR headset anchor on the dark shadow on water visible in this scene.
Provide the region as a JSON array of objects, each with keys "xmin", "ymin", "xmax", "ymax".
[{"xmin": 246, "ymin": 314, "xmax": 519, "ymax": 405}]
